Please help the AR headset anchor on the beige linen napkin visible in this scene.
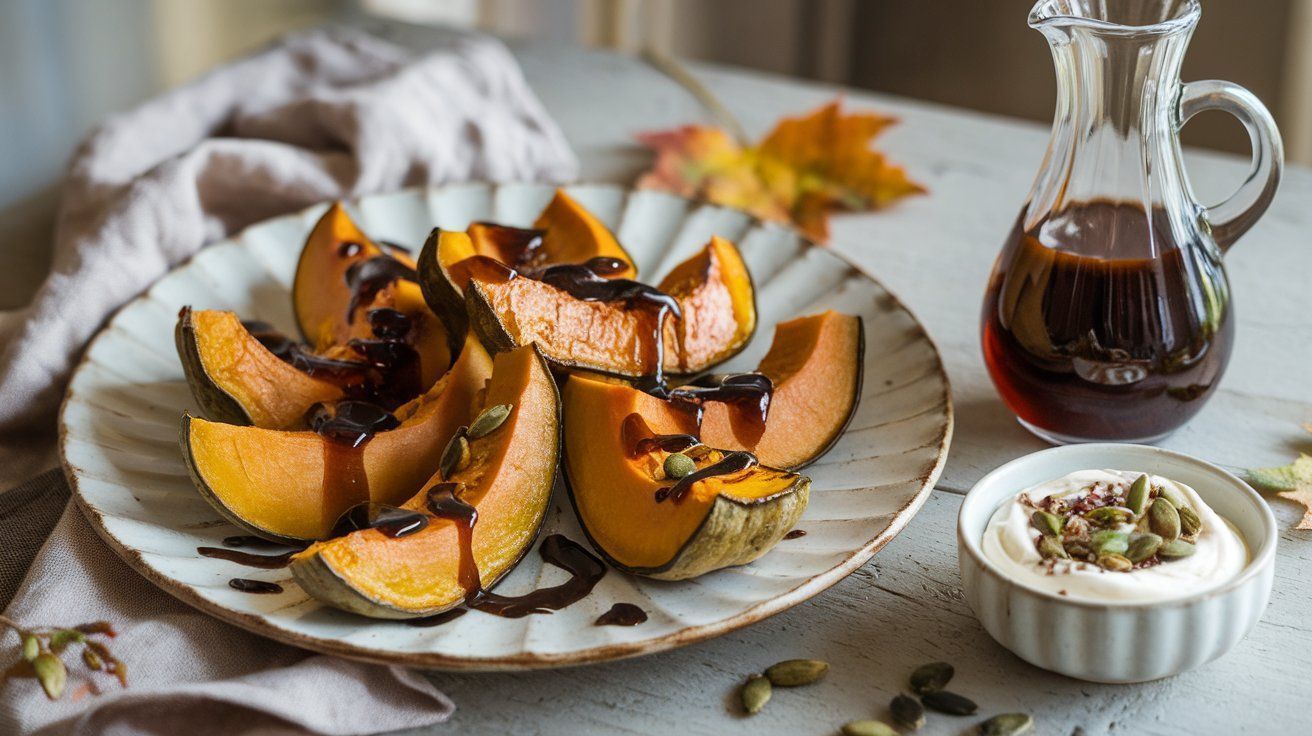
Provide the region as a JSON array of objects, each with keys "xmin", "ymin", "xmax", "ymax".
[{"xmin": 0, "ymin": 26, "xmax": 577, "ymax": 735}]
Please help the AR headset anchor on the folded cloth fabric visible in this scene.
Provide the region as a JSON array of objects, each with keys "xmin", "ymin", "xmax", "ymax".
[{"xmin": 0, "ymin": 26, "xmax": 577, "ymax": 736}]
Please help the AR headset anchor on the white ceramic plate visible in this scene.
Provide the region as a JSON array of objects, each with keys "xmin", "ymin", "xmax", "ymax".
[{"xmin": 59, "ymin": 183, "xmax": 952, "ymax": 670}]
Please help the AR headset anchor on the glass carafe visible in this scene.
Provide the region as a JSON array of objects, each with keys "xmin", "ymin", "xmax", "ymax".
[{"xmin": 982, "ymin": 0, "xmax": 1283, "ymax": 444}]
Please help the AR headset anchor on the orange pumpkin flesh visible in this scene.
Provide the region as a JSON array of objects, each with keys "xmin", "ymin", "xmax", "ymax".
[
  {"xmin": 466, "ymin": 236, "xmax": 755, "ymax": 378},
  {"xmin": 531, "ymin": 189, "xmax": 636, "ymax": 278},
  {"xmin": 180, "ymin": 336, "xmax": 492, "ymax": 543},
  {"xmin": 291, "ymin": 202, "xmax": 450, "ymax": 389},
  {"xmin": 699, "ymin": 311, "xmax": 864, "ymax": 470},
  {"xmin": 176, "ymin": 308, "xmax": 345, "ymax": 429},
  {"xmin": 563, "ymin": 374, "xmax": 807, "ymax": 579},
  {"xmin": 290, "ymin": 344, "xmax": 560, "ymax": 617}
]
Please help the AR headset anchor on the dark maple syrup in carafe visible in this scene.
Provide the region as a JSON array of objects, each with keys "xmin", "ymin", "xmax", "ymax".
[{"xmin": 982, "ymin": 200, "xmax": 1233, "ymax": 442}]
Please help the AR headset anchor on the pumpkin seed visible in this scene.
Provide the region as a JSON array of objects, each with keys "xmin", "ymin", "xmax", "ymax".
[
  {"xmin": 1063, "ymin": 540, "xmax": 1092, "ymax": 560},
  {"xmin": 1149, "ymin": 498, "xmax": 1181, "ymax": 542},
  {"xmin": 1097, "ymin": 553, "xmax": 1133, "ymax": 572},
  {"xmin": 891, "ymin": 693, "xmax": 926, "ymax": 730},
  {"xmin": 764, "ymin": 658, "xmax": 828, "ymax": 687},
  {"xmin": 1158, "ymin": 539, "xmax": 1197, "ymax": 560},
  {"xmin": 978, "ymin": 713, "xmax": 1034, "ymax": 736},
  {"xmin": 1090, "ymin": 529, "xmax": 1128, "ymax": 556},
  {"xmin": 1157, "ymin": 483, "xmax": 1188, "ymax": 509},
  {"xmin": 1038, "ymin": 537, "xmax": 1068, "ymax": 560},
  {"xmin": 663, "ymin": 452, "xmax": 696, "ymax": 480},
  {"xmin": 32, "ymin": 653, "xmax": 66, "ymax": 700},
  {"xmin": 467, "ymin": 403, "xmax": 512, "ymax": 439},
  {"xmin": 1178, "ymin": 505, "xmax": 1202, "ymax": 536},
  {"xmin": 1126, "ymin": 533, "xmax": 1163, "ymax": 564},
  {"xmin": 740, "ymin": 674, "xmax": 771, "ymax": 715},
  {"xmin": 1030, "ymin": 510, "xmax": 1063, "ymax": 537},
  {"xmin": 921, "ymin": 690, "xmax": 978, "ymax": 716},
  {"xmin": 1085, "ymin": 507, "xmax": 1133, "ymax": 526},
  {"xmin": 909, "ymin": 661, "xmax": 954, "ymax": 694},
  {"xmin": 82, "ymin": 647, "xmax": 103, "ymax": 671},
  {"xmin": 439, "ymin": 431, "xmax": 470, "ymax": 479},
  {"xmin": 1126, "ymin": 474, "xmax": 1150, "ymax": 516},
  {"xmin": 842, "ymin": 721, "xmax": 898, "ymax": 736},
  {"xmin": 21, "ymin": 635, "xmax": 37, "ymax": 662}
]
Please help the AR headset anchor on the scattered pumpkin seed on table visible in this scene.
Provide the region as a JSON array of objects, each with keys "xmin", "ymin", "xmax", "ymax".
[
  {"xmin": 890, "ymin": 692, "xmax": 925, "ymax": 729},
  {"xmin": 978, "ymin": 712, "xmax": 1034, "ymax": 735},
  {"xmin": 842, "ymin": 720, "xmax": 898, "ymax": 736},
  {"xmin": 909, "ymin": 661, "xmax": 954, "ymax": 694},
  {"xmin": 921, "ymin": 690, "xmax": 978, "ymax": 716},
  {"xmin": 739, "ymin": 674, "xmax": 771, "ymax": 715},
  {"xmin": 764, "ymin": 658, "xmax": 828, "ymax": 687}
]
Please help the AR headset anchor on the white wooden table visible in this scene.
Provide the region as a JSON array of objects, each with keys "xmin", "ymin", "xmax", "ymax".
[{"xmin": 375, "ymin": 25, "xmax": 1312, "ymax": 735}]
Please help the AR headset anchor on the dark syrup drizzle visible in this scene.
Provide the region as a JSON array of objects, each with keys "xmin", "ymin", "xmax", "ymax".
[
  {"xmin": 655, "ymin": 451, "xmax": 759, "ymax": 504},
  {"xmin": 620, "ymin": 413, "xmax": 697, "ymax": 459},
  {"xmin": 222, "ymin": 535, "xmax": 284, "ymax": 549},
  {"xmin": 469, "ymin": 222, "xmax": 546, "ymax": 268},
  {"xmin": 242, "ymin": 320, "xmax": 371, "ymax": 381},
  {"xmin": 343, "ymin": 252, "xmax": 419, "ymax": 322},
  {"xmin": 229, "ymin": 578, "xmax": 283, "ymax": 594},
  {"xmin": 668, "ymin": 372, "xmax": 773, "ymax": 447},
  {"xmin": 198, "ymin": 547, "xmax": 300, "ymax": 569},
  {"xmin": 305, "ymin": 400, "xmax": 401, "ymax": 527},
  {"xmin": 328, "ymin": 502, "xmax": 429, "ymax": 539},
  {"xmin": 405, "ymin": 484, "xmax": 607, "ymax": 626},
  {"xmin": 595, "ymin": 603, "xmax": 648, "ymax": 627},
  {"xmin": 783, "ymin": 529, "xmax": 807, "ymax": 540}
]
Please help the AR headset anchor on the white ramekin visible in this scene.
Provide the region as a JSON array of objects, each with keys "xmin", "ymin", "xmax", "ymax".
[{"xmin": 958, "ymin": 443, "xmax": 1277, "ymax": 683}]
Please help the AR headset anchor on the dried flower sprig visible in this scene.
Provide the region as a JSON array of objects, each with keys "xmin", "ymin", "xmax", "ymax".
[{"xmin": 0, "ymin": 614, "xmax": 126, "ymax": 700}]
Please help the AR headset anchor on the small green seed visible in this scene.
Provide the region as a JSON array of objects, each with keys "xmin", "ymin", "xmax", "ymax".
[
  {"xmin": 663, "ymin": 452, "xmax": 696, "ymax": 480},
  {"xmin": 921, "ymin": 690, "xmax": 978, "ymax": 716},
  {"xmin": 21, "ymin": 635, "xmax": 38, "ymax": 662},
  {"xmin": 890, "ymin": 693, "xmax": 926, "ymax": 730},
  {"xmin": 764, "ymin": 658, "xmax": 828, "ymax": 687},
  {"xmin": 1097, "ymin": 553, "xmax": 1133, "ymax": 572},
  {"xmin": 1149, "ymin": 498, "xmax": 1181, "ymax": 542},
  {"xmin": 1038, "ymin": 536, "xmax": 1068, "ymax": 560},
  {"xmin": 978, "ymin": 713, "xmax": 1034, "ymax": 736},
  {"xmin": 1158, "ymin": 539, "xmax": 1197, "ymax": 560},
  {"xmin": 1126, "ymin": 533, "xmax": 1163, "ymax": 564},
  {"xmin": 1091, "ymin": 529, "xmax": 1128, "ymax": 556},
  {"xmin": 1085, "ymin": 507, "xmax": 1133, "ymax": 526},
  {"xmin": 1178, "ymin": 505, "xmax": 1202, "ymax": 536},
  {"xmin": 842, "ymin": 721, "xmax": 898, "ymax": 736},
  {"xmin": 1030, "ymin": 510, "xmax": 1063, "ymax": 537},
  {"xmin": 1158, "ymin": 483, "xmax": 1188, "ymax": 509},
  {"xmin": 909, "ymin": 661, "xmax": 954, "ymax": 694},
  {"xmin": 467, "ymin": 404, "xmax": 512, "ymax": 439},
  {"xmin": 740, "ymin": 674, "xmax": 771, "ymax": 715},
  {"xmin": 1126, "ymin": 474, "xmax": 1150, "ymax": 516},
  {"xmin": 439, "ymin": 431, "xmax": 470, "ymax": 479}
]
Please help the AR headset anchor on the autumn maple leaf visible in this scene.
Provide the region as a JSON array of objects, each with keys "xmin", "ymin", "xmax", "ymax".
[
  {"xmin": 635, "ymin": 99, "xmax": 925, "ymax": 242},
  {"xmin": 1247, "ymin": 424, "xmax": 1312, "ymax": 529}
]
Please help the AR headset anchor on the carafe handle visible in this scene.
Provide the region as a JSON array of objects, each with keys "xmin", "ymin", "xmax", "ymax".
[{"xmin": 1178, "ymin": 80, "xmax": 1284, "ymax": 252}]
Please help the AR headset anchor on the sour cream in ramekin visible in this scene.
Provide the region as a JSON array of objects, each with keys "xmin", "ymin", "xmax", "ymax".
[{"xmin": 981, "ymin": 469, "xmax": 1248, "ymax": 603}]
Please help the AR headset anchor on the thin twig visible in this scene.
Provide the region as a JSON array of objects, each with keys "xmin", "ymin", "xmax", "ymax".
[{"xmin": 639, "ymin": 49, "xmax": 751, "ymax": 146}]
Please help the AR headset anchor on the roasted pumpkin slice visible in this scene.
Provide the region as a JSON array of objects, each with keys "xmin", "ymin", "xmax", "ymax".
[
  {"xmin": 465, "ymin": 235, "xmax": 755, "ymax": 378},
  {"xmin": 180, "ymin": 336, "xmax": 493, "ymax": 543},
  {"xmin": 290, "ymin": 344, "xmax": 561, "ymax": 618},
  {"xmin": 292, "ymin": 202, "xmax": 450, "ymax": 388},
  {"xmin": 699, "ymin": 311, "xmax": 864, "ymax": 470},
  {"xmin": 176, "ymin": 308, "xmax": 346, "ymax": 429},
  {"xmin": 416, "ymin": 190, "xmax": 637, "ymax": 354},
  {"xmin": 563, "ymin": 374, "xmax": 808, "ymax": 580},
  {"xmin": 531, "ymin": 188, "xmax": 635, "ymax": 277}
]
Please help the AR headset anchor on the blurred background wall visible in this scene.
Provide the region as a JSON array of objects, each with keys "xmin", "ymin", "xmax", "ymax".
[{"xmin": 2, "ymin": 0, "xmax": 1308, "ymax": 295}]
